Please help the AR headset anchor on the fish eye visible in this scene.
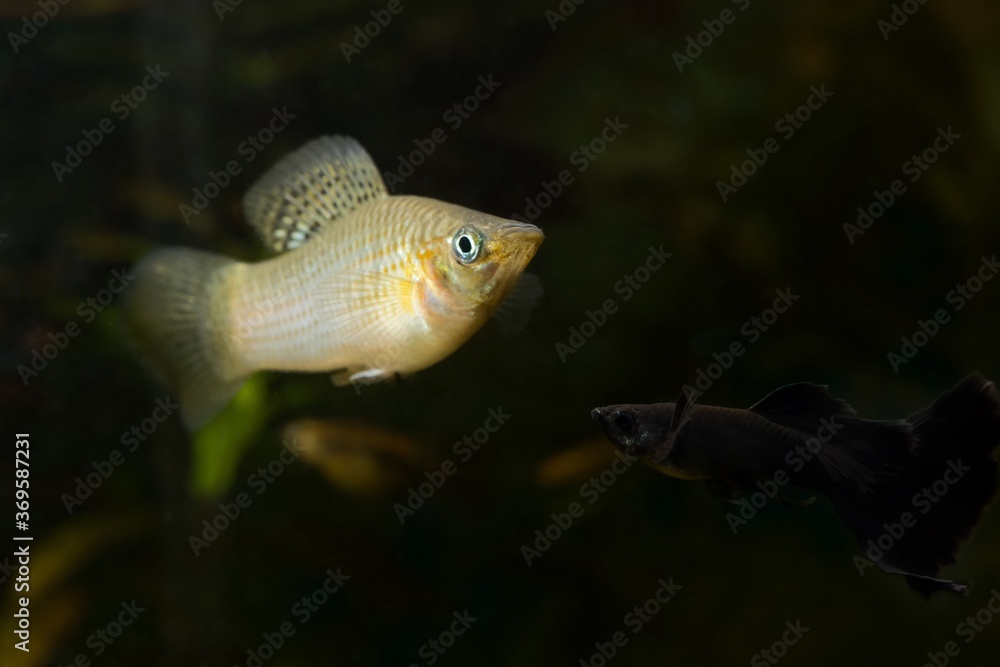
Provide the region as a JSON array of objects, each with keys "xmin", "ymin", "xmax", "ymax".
[
  {"xmin": 612, "ymin": 411, "xmax": 636, "ymax": 435},
  {"xmin": 452, "ymin": 226, "xmax": 482, "ymax": 264}
]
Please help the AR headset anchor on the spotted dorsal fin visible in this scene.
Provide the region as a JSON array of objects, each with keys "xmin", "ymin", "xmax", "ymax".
[{"xmin": 242, "ymin": 135, "xmax": 389, "ymax": 252}]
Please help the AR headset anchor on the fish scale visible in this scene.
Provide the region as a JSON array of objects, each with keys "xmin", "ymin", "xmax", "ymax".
[{"xmin": 226, "ymin": 200, "xmax": 414, "ymax": 370}]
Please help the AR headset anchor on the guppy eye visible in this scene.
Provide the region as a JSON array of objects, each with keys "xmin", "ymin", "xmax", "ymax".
[{"xmin": 452, "ymin": 226, "xmax": 482, "ymax": 264}]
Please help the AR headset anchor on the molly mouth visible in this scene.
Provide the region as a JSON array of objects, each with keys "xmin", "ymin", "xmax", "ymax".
[
  {"xmin": 498, "ymin": 221, "xmax": 545, "ymax": 244},
  {"xmin": 591, "ymin": 407, "xmax": 638, "ymax": 456}
]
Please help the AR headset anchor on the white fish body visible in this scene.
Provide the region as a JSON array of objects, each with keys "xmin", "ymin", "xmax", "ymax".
[{"xmin": 125, "ymin": 137, "xmax": 543, "ymax": 428}]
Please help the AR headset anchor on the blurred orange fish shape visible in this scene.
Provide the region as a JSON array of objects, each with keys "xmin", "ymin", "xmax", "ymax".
[
  {"xmin": 125, "ymin": 136, "xmax": 544, "ymax": 428},
  {"xmin": 284, "ymin": 419, "xmax": 427, "ymax": 497},
  {"xmin": 535, "ymin": 438, "xmax": 627, "ymax": 488}
]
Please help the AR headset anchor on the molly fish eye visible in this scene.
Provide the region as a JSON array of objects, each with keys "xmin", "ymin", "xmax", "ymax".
[{"xmin": 452, "ymin": 226, "xmax": 482, "ymax": 264}]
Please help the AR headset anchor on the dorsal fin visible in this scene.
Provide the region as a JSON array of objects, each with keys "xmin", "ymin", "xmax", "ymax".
[
  {"xmin": 242, "ymin": 135, "xmax": 389, "ymax": 252},
  {"xmin": 672, "ymin": 388, "xmax": 696, "ymax": 434},
  {"xmin": 749, "ymin": 382, "xmax": 879, "ymax": 487},
  {"xmin": 749, "ymin": 382, "xmax": 857, "ymax": 432}
]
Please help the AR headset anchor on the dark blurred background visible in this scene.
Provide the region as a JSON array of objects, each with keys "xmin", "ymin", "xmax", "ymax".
[{"xmin": 2, "ymin": 0, "xmax": 1000, "ymax": 664}]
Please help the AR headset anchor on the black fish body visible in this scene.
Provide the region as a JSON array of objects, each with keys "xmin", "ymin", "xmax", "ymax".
[
  {"xmin": 592, "ymin": 374, "xmax": 1000, "ymax": 596},
  {"xmin": 637, "ymin": 404, "xmax": 831, "ymax": 487}
]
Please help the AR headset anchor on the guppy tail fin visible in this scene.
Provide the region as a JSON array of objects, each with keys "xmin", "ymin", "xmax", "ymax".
[
  {"xmin": 829, "ymin": 374, "xmax": 1000, "ymax": 596},
  {"xmin": 123, "ymin": 248, "xmax": 248, "ymax": 430}
]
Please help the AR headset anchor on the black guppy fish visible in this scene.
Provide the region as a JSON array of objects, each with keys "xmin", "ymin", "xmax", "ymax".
[{"xmin": 591, "ymin": 373, "xmax": 1000, "ymax": 596}]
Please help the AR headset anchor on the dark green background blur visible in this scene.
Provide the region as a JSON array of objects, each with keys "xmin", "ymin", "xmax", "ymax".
[{"xmin": 3, "ymin": 0, "xmax": 1000, "ymax": 665}]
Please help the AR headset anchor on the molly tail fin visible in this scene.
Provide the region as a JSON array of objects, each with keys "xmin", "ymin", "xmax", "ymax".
[
  {"xmin": 829, "ymin": 374, "xmax": 1000, "ymax": 596},
  {"xmin": 123, "ymin": 248, "xmax": 249, "ymax": 430}
]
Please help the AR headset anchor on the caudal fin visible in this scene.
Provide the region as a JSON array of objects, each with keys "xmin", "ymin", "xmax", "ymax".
[
  {"xmin": 829, "ymin": 374, "xmax": 1000, "ymax": 596},
  {"xmin": 123, "ymin": 248, "xmax": 249, "ymax": 429}
]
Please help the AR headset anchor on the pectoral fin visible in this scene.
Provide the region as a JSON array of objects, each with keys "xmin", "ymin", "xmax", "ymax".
[{"xmin": 492, "ymin": 273, "xmax": 543, "ymax": 337}]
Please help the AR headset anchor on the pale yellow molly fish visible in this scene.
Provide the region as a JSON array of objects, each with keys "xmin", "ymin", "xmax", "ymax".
[{"xmin": 125, "ymin": 136, "xmax": 543, "ymax": 429}]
